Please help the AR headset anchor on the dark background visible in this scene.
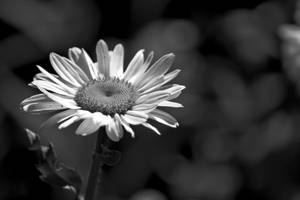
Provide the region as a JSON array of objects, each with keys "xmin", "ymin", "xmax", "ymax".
[{"xmin": 0, "ymin": 0, "xmax": 299, "ymax": 199}]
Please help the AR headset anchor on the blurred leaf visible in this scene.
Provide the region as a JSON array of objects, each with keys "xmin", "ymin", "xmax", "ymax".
[
  {"xmin": 168, "ymin": 162, "xmax": 240, "ymax": 199},
  {"xmin": 280, "ymin": 25, "xmax": 300, "ymax": 97},
  {"xmin": 221, "ymin": 8, "xmax": 278, "ymax": 66},
  {"xmin": 25, "ymin": 129, "xmax": 41, "ymax": 149},
  {"xmin": 130, "ymin": 189, "xmax": 167, "ymax": 200},
  {"xmin": 211, "ymin": 67, "xmax": 253, "ymax": 123},
  {"xmin": 251, "ymin": 73, "xmax": 285, "ymax": 116},
  {"xmin": 0, "ymin": 0, "xmax": 100, "ymax": 52},
  {"xmin": 25, "ymin": 129, "xmax": 82, "ymax": 194},
  {"xmin": 238, "ymin": 112, "xmax": 293, "ymax": 164}
]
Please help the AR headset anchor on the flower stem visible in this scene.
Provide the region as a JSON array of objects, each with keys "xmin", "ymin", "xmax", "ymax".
[{"xmin": 84, "ymin": 130, "xmax": 109, "ymax": 200}]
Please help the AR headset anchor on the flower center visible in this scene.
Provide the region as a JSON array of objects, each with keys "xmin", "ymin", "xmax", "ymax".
[{"xmin": 74, "ymin": 78, "xmax": 138, "ymax": 116}]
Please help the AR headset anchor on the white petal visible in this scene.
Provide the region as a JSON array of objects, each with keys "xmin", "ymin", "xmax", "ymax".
[
  {"xmin": 149, "ymin": 109, "xmax": 179, "ymax": 128},
  {"xmin": 144, "ymin": 51, "xmax": 154, "ymax": 69},
  {"xmin": 74, "ymin": 110, "xmax": 95, "ymax": 120},
  {"xmin": 50, "ymin": 53, "xmax": 83, "ymax": 87},
  {"xmin": 75, "ymin": 112, "xmax": 109, "ymax": 136},
  {"xmin": 21, "ymin": 94, "xmax": 62, "ymax": 113},
  {"xmin": 127, "ymin": 51, "xmax": 156, "ymax": 85},
  {"xmin": 96, "ymin": 40, "xmax": 110, "ymax": 78},
  {"xmin": 136, "ymin": 53, "xmax": 175, "ymax": 87},
  {"xmin": 37, "ymin": 86, "xmax": 80, "ymax": 109},
  {"xmin": 50, "ymin": 53, "xmax": 76, "ymax": 85},
  {"xmin": 58, "ymin": 116, "xmax": 80, "ymax": 129},
  {"xmin": 136, "ymin": 91, "xmax": 170, "ymax": 104},
  {"xmin": 160, "ymin": 84, "xmax": 185, "ymax": 95},
  {"xmin": 21, "ymin": 94, "xmax": 47, "ymax": 104},
  {"xmin": 123, "ymin": 50, "xmax": 144, "ymax": 81},
  {"xmin": 109, "ymin": 44, "xmax": 124, "ymax": 78},
  {"xmin": 60, "ymin": 55, "xmax": 89, "ymax": 83},
  {"xmin": 106, "ymin": 117, "xmax": 124, "ymax": 141},
  {"xmin": 82, "ymin": 49, "xmax": 99, "ymax": 80},
  {"xmin": 146, "ymin": 53, "xmax": 175, "ymax": 76},
  {"xmin": 58, "ymin": 110, "xmax": 95, "ymax": 124},
  {"xmin": 163, "ymin": 69, "xmax": 181, "ymax": 83},
  {"xmin": 132, "ymin": 51, "xmax": 154, "ymax": 85},
  {"xmin": 34, "ymin": 72, "xmax": 59, "ymax": 82},
  {"xmin": 143, "ymin": 84, "xmax": 185, "ymax": 102},
  {"xmin": 42, "ymin": 109, "xmax": 78, "ymax": 127},
  {"xmin": 158, "ymin": 101, "xmax": 183, "ymax": 108},
  {"xmin": 76, "ymin": 118, "xmax": 101, "ymax": 136},
  {"xmin": 22, "ymin": 102, "xmax": 66, "ymax": 113},
  {"xmin": 32, "ymin": 80, "xmax": 75, "ymax": 97},
  {"xmin": 139, "ymin": 69, "xmax": 181, "ymax": 94},
  {"xmin": 68, "ymin": 47, "xmax": 93, "ymax": 80},
  {"xmin": 68, "ymin": 47, "xmax": 82, "ymax": 61},
  {"xmin": 167, "ymin": 90, "xmax": 182, "ymax": 101},
  {"xmin": 115, "ymin": 114, "xmax": 135, "ymax": 137},
  {"xmin": 142, "ymin": 123, "xmax": 161, "ymax": 135},
  {"xmin": 36, "ymin": 66, "xmax": 77, "ymax": 94},
  {"xmin": 131, "ymin": 103, "xmax": 157, "ymax": 113},
  {"xmin": 122, "ymin": 111, "xmax": 148, "ymax": 125},
  {"xmin": 137, "ymin": 76, "xmax": 164, "ymax": 93}
]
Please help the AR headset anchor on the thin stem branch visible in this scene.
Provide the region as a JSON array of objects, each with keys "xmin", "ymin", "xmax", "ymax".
[{"xmin": 84, "ymin": 130, "xmax": 108, "ymax": 200}]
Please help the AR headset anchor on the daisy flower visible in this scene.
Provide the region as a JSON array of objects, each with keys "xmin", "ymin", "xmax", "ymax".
[{"xmin": 21, "ymin": 40, "xmax": 184, "ymax": 141}]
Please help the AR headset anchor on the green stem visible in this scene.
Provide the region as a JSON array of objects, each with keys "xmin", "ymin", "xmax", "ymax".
[{"xmin": 84, "ymin": 130, "xmax": 108, "ymax": 200}]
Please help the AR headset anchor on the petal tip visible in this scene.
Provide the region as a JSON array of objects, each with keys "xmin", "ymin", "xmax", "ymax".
[
  {"xmin": 136, "ymin": 49, "xmax": 145, "ymax": 55},
  {"xmin": 166, "ymin": 53, "xmax": 175, "ymax": 60},
  {"xmin": 97, "ymin": 39, "xmax": 108, "ymax": 47},
  {"xmin": 75, "ymin": 130, "xmax": 83, "ymax": 135},
  {"xmin": 49, "ymin": 52, "xmax": 59, "ymax": 59},
  {"xmin": 20, "ymin": 105, "xmax": 26, "ymax": 112},
  {"xmin": 69, "ymin": 47, "xmax": 81, "ymax": 52},
  {"xmin": 115, "ymin": 43, "xmax": 124, "ymax": 49}
]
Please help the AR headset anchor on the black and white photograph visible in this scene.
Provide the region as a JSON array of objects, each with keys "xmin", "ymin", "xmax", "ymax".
[{"xmin": 0, "ymin": 0, "xmax": 298, "ymax": 199}]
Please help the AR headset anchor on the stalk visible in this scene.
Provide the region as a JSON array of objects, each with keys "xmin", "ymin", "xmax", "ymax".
[{"xmin": 84, "ymin": 130, "xmax": 109, "ymax": 200}]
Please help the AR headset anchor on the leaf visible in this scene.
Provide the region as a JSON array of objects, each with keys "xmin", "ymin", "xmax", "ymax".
[
  {"xmin": 25, "ymin": 129, "xmax": 82, "ymax": 194},
  {"xmin": 25, "ymin": 129, "xmax": 41, "ymax": 149}
]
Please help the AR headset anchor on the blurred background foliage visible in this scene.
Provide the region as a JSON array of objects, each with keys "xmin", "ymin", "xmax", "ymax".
[{"xmin": 0, "ymin": 0, "xmax": 299, "ymax": 199}]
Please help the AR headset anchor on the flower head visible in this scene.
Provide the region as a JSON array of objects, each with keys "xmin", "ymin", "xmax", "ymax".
[{"xmin": 21, "ymin": 40, "xmax": 184, "ymax": 141}]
